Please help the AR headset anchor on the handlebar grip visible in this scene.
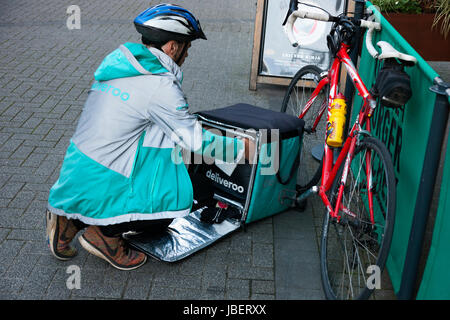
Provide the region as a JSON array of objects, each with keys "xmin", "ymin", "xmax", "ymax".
[
  {"xmin": 285, "ymin": 10, "xmax": 331, "ymax": 47},
  {"xmin": 291, "ymin": 9, "xmax": 331, "ymax": 22},
  {"xmin": 361, "ymin": 19, "xmax": 381, "ymax": 59},
  {"xmin": 365, "ymin": 27, "xmax": 379, "ymax": 59},
  {"xmin": 360, "ymin": 19, "xmax": 381, "ymax": 30}
]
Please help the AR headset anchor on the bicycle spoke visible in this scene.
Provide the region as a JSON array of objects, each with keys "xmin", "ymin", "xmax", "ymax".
[{"xmin": 342, "ymin": 232, "xmax": 353, "ymax": 298}]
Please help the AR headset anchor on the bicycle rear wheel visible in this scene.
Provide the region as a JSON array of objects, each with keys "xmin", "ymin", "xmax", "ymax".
[
  {"xmin": 320, "ymin": 137, "xmax": 396, "ymax": 300},
  {"xmin": 281, "ymin": 65, "xmax": 328, "ymax": 191}
]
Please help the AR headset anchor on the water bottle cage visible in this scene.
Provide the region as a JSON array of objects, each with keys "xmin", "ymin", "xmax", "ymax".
[{"xmin": 326, "ymin": 122, "xmax": 334, "ymax": 138}]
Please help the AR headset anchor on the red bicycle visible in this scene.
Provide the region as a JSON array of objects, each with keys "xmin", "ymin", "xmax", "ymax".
[{"xmin": 281, "ymin": 2, "xmax": 416, "ymax": 300}]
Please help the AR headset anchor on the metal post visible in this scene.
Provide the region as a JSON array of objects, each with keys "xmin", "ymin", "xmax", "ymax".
[{"xmin": 397, "ymin": 78, "xmax": 450, "ymax": 300}]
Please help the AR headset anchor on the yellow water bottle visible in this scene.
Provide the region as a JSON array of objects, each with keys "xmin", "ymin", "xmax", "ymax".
[{"xmin": 326, "ymin": 93, "xmax": 347, "ymax": 148}]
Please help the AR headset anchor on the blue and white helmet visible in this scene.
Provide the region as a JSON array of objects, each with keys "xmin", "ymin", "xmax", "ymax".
[{"xmin": 134, "ymin": 4, "xmax": 207, "ymax": 44}]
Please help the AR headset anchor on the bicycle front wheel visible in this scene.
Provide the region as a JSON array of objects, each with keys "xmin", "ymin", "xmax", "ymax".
[
  {"xmin": 320, "ymin": 137, "xmax": 396, "ymax": 300},
  {"xmin": 281, "ymin": 65, "xmax": 328, "ymax": 191}
]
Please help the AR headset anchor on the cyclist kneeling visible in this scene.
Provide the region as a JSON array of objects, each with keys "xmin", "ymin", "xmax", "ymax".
[{"xmin": 46, "ymin": 4, "xmax": 248, "ymax": 271}]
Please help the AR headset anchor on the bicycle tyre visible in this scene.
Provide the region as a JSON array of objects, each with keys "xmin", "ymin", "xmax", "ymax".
[
  {"xmin": 320, "ymin": 137, "xmax": 396, "ymax": 300},
  {"xmin": 281, "ymin": 65, "xmax": 328, "ymax": 191}
]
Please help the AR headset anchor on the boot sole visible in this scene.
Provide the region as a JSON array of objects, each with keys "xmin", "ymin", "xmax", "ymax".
[
  {"xmin": 78, "ymin": 235, "xmax": 147, "ymax": 271},
  {"xmin": 46, "ymin": 211, "xmax": 74, "ymax": 261}
]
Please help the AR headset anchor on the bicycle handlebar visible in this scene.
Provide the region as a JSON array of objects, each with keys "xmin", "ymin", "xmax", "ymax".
[
  {"xmin": 285, "ymin": 9, "xmax": 381, "ymax": 56},
  {"xmin": 285, "ymin": 10, "xmax": 330, "ymax": 47}
]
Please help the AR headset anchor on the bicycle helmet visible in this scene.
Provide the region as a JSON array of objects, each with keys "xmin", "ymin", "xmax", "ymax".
[{"xmin": 134, "ymin": 3, "xmax": 207, "ymax": 45}]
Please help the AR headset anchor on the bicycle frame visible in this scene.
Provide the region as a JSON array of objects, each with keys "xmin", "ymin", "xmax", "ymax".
[{"xmin": 301, "ymin": 43, "xmax": 377, "ymax": 223}]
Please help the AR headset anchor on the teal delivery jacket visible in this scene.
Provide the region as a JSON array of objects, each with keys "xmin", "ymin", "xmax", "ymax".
[{"xmin": 48, "ymin": 43, "xmax": 243, "ymax": 225}]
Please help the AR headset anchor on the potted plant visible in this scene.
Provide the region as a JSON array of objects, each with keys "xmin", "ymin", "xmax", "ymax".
[{"xmin": 371, "ymin": 0, "xmax": 450, "ymax": 61}]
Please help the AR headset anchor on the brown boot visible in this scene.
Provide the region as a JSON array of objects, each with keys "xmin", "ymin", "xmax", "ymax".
[
  {"xmin": 46, "ymin": 210, "xmax": 80, "ymax": 260},
  {"xmin": 78, "ymin": 226, "xmax": 147, "ymax": 271}
]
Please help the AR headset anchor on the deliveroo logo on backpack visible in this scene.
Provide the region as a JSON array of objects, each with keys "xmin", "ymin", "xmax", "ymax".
[
  {"xmin": 206, "ymin": 169, "xmax": 245, "ymax": 194},
  {"xmin": 91, "ymin": 81, "xmax": 130, "ymax": 101}
]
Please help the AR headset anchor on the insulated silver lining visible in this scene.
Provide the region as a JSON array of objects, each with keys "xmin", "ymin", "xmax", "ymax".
[{"xmin": 124, "ymin": 209, "xmax": 241, "ymax": 262}]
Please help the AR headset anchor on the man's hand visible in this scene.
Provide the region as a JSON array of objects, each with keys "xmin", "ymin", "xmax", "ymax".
[{"xmin": 202, "ymin": 124, "xmax": 255, "ymax": 162}]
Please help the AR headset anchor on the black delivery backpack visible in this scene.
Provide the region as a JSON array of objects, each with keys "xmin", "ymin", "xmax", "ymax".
[{"xmin": 125, "ymin": 103, "xmax": 305, "ymax": 262}]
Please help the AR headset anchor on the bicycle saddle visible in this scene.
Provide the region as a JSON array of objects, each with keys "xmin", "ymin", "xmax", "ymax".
[{"xmin": 376, "ymin": 41, "xmax": 417, "ymax": 66}]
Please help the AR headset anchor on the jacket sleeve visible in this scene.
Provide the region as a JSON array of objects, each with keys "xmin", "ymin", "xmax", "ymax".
[{"xmin": 147, "ymin": 78, "xmax": 244, "ymax": 163}]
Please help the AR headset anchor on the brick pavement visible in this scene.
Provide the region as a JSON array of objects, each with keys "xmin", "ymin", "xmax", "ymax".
[
  {"xmin": 0, "ymin": 0, "xmax": 400, "ymax": 301},
  {"xmin": 0, "ymin": 0, "xmax": 298, "ymax": 300}
]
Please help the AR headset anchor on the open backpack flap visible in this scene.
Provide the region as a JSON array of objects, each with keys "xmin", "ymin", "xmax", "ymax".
[{"xmin": 125, "ymin": 104, "xmax": 305, "ymax": 262}]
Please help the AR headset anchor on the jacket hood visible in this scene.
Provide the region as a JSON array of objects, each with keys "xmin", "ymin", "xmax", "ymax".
[{"xmin": 94, "ymin": 42, "xmax": 183, "ymax": 82}]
